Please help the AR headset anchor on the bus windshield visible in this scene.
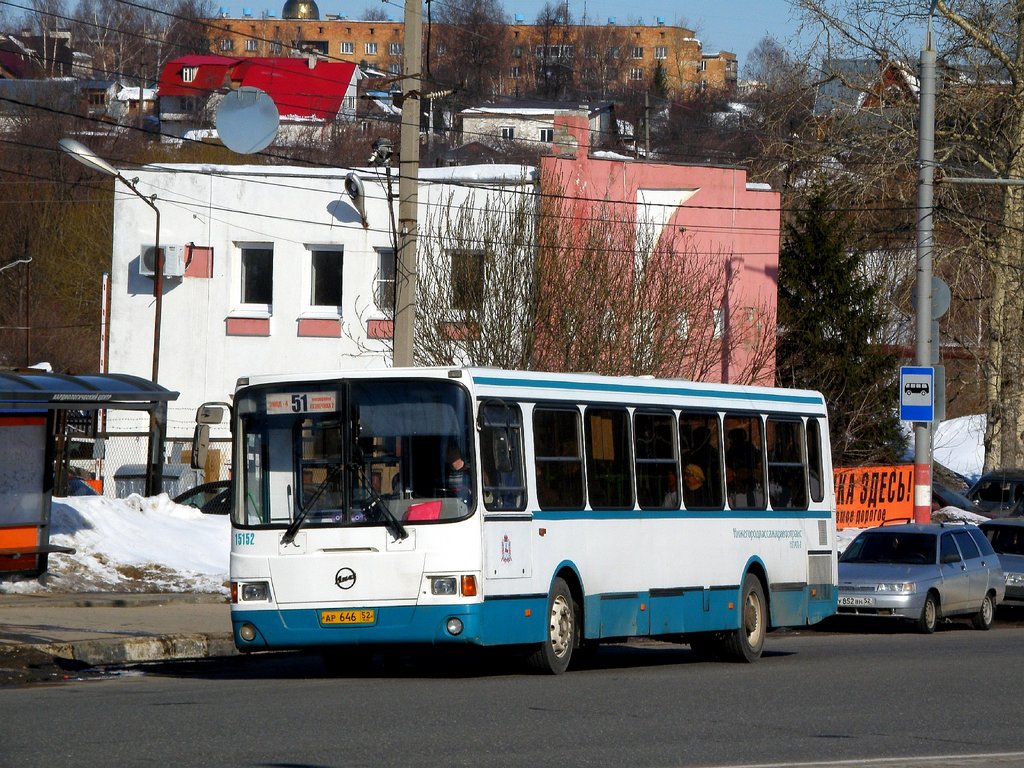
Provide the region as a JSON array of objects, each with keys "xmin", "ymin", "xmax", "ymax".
[{"xmin": 233, "ymin": 379, "xmax": 474, "ymax": 529}]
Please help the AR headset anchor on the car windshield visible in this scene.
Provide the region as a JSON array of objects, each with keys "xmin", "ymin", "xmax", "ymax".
[
  {"xmin": 840, "ymin": 532, "xmax": 936, "ymax": 565},
  {"xmin": 984, "ymin": 526, "xmax": 1024, "ymax": 556},
  {"xmin": 233, "ymin": 379, "xmax": 474, "ymax": 529}
]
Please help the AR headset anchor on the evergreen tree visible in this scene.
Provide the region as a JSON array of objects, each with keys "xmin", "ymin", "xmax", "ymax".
[{"xmin": 776, "ymin": 189, "xmax": 906, "ymax": 466}]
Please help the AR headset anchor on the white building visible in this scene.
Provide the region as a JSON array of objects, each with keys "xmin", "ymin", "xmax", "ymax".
[{"xmin": 105, "ymin": 163, "xmax": 538, "ymax": 458}]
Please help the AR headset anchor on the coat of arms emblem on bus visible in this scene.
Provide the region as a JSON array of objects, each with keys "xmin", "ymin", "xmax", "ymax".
[{"xmin": 501, "ymin": 534, "xmax": 512, "ymax": 564}]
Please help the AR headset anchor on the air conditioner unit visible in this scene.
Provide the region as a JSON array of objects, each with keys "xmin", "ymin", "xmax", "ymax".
[{"xmin": 140, "ymin": 244, "xmax": 185, "ymax": 278}]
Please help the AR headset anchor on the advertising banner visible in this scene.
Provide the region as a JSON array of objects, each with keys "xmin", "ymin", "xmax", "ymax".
[{"xmin": 833, "ymin": 465, "xmax": 914, "ymax": 529}]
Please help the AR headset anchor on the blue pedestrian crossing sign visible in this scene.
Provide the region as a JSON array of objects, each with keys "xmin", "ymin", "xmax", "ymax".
[{"xmin": 900, "ymin": 366, "xmax": 934, "ymax": 422}]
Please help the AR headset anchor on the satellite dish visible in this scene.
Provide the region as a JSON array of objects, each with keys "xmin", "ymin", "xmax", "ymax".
[{"xmin": 215, "ymin": 86, "xmax": 279, "ymax": 154}]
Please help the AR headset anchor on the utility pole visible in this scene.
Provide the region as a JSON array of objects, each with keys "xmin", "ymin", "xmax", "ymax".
[
  {"xmin": 393, "ymin": 0, "xmax": 422, "ymax": 367},
  {"xmin": 913, "ymin": 3, "xmax": 938, "ymax": 523}
]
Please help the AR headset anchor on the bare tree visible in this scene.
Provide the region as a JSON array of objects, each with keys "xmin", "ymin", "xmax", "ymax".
[
  {"xmin": 412, "ymin": 182, "xmax": 775, "ymax": 383},
  {"xmin": 791, "ymin": 0, "xmax": 1024, "ymax": 470},
  {"xmin": 428, "ymin": 0, "xmax": 511, "ymax": 107}
]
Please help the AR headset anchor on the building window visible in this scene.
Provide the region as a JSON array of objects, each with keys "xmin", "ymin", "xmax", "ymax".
[
  {"xmin": 585, "ymin": 45, "xmax": 597, "ymax": 59},
  {"xmin": 450, "ymin": 250, "xmax": 484, "ymax": 312},
  {"xmin": 500, "ymin": 126, "xmax": 515, "ymax": 140},
  {"xmin": 388, "ymin": 42, "xmax": 402, "ymax": 55},
  {"xmin": 310, "ymin": 249, "xmax": 343, "ymax": 308},
  {"xmin": 342, "ymin": 95, "xmax": 356, "ymax": 111},
  {"xmin": 539, "ymin": 127, "xmax": 553, "ymax": 142},
  {"xmin": 512, "ymin": 45, "xmax": 522, "ymax": 57},
  {"xmin": 510, "ymin": 65, "xmax": 521, "ymax": 79},
  {"xmin": 632, "ymin": 46, "xmax": 643, "ymax": 59},
  {"xmin": 655, "ymin": 46, "xmax": 667, "ymax": 60},
  {"xmin": 245, "ymin": 38, "xmax": 258, "ymax": 51},
  {"xmin": 340, "ymin": 41, "xmax": 354, "ymax": 54},
  {"xmin": 181, "ymin": 65, "xmax": 198, "ymax": 83},
  {"xmin": 388, "ymin": 63, "xmax": 401, "ymax": 74},
  {"xmin": 700, "ymin": 59, "xmax": 707, "ymax": 71},
  {"xmin": 435, "ymin": 43, "xmax": 446, "ymax": 56},
  {"xmin": 269, "ymin": 41, "xmax": 282, "ymax": 54},
  {"xmin": 241, "ymin": 246, "xmax": 273, "ymax": 306},
  {"xmin": 607, "ymin": 46, "xmax": 619, "ymax": 59},
  {"xmin": 365, "ymin": 42, "xmax": 378, "ymax": 55},
  {"xmin": 535, "ymin": 45, "xmax": 545, "ymax": 57},
  {"xmin": 630, "ymin": 67, "xmax": 644, "ymax": 80},
  {"xmin": 375, "ymin": 248, "xmax": 395, "ymax": 311},
  {"xmin": 218, "ymin": 37, "xmax": 234, "ymax": 51}
]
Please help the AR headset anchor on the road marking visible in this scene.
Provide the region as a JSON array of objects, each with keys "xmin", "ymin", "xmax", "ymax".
[{"xmin": 706, "ymin": 753, "xmax": 1024, "ymax": 768}]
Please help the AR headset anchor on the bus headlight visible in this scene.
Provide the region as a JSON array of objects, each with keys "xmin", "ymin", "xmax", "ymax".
[
  {"xmin": 241, "ymin": 581, "xmax": 271, "ymax": 602},
  {"xmin": 446, "ymin": 617, "xmax": 464, "ymax": 636},
  {"xmin": 431, "ymin": 577, "xmax": 458, "ymax": 595}
]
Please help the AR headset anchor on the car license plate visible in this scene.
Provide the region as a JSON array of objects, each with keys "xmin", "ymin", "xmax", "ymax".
[
  {"xmin": 320, "ymin": 609, "xmax": 376, "ymax": 626},
  {"xmin": 838, "ymin": 596, "xmax": 874, "ymax": 607}
]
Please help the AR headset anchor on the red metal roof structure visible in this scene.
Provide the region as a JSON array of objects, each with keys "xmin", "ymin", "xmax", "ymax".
[{"xmin": 157, "ymin": 55, "xmax": 358, "ymax": 120}]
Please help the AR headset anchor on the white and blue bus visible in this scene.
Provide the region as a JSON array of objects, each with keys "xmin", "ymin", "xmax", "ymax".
[{"xmin": 227, "ymin": 367, "xmax": 836, "ymax": 673}]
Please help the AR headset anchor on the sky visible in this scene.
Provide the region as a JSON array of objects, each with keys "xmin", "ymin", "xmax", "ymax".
[
  {"xmin": 0, "ymin": 414, "xmax": 990, "ymax": 596},
  {"xmin": 220, "ymin": 0, "xmax": 800, "ymax": 69}
]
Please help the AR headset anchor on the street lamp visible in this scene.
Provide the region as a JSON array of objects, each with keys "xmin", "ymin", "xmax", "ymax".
[{"xmin": 59, "ymin": 138, "xmax": 165, "ymax": 497}]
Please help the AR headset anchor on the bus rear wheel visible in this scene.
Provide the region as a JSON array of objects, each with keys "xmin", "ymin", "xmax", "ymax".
[
  {"xmin": 723, "ymin": 574, "xmax": 766, "ymax": 663},
  {"xmin": 528, "ymin": 577, "xmax": 577, "ymax": 674}
]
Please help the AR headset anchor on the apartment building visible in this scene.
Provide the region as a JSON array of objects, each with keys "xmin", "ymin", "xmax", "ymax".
[{"xmin": 205, "ymin": 3, "xmax": 736, "ymax": 95}]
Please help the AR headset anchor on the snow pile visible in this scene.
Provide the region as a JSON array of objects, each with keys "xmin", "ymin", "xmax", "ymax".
[{"xmin": 0, "ymin": 495, "xmax": 229, "ymax": 595}]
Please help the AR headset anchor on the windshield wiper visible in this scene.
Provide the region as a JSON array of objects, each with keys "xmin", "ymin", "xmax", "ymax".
[
  {"xmin": 351, "ymin": 459, "xmax": 408, "ymax": 541},
  {"xmin": 281, "ymin": 464, "xmax": 342, "ymax": 545}
]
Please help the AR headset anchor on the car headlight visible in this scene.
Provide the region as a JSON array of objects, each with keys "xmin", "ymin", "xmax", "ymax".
[
  {"xmin": 1005, "ymin": 572, "xmax": 1024, "ymax": 586},
  {"xmin": 875, "ymin": 582, "xmax": 915, "ymax": 593}
]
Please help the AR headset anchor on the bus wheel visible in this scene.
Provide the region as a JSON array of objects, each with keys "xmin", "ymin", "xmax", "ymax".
[
  {"xmin": 528, "ymin": 577, "xmax": 577, "ymax": 674},
  {"xmin": 724, "ymin": 574, "xmax": 766, "ymax": 663}
]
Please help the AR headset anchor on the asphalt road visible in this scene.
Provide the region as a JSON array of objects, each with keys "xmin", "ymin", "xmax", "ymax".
[{"xmin": 3, "ymin": 622, "xmax": 1024, "ymax": 768}]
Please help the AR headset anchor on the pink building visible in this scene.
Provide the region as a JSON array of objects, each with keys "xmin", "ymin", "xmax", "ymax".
[{"xmin": 538, "ymin": 113, "xmax": 781, "ymax": 385}]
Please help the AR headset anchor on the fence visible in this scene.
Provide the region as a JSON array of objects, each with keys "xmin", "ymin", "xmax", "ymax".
[{"xmin": 63, "ymin": 433, "xmax": 232, "ymax": 499}]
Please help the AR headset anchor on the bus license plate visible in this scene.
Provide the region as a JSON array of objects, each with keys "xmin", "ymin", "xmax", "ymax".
[
  {"xmin": 838, "ymin": 596, "xmax": 874, "ymax": 607},
  {"xmin": 320, "ymin": 609, "xmax": 376, "ymax": 626}
]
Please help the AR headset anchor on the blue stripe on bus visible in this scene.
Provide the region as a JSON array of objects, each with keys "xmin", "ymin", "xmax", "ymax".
[
  {"xmin": 471, "ymin": 375, "xmax": 824, "ymax": 406},
  {"xmin": 531, "ymin": 508, "xmax": 833, "ymax": 521},
  {"xmin": 232, "ymin": 585, "xmax": 836, "ymax": 651}
]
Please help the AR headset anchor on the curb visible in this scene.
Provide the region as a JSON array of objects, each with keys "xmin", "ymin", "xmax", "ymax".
[{"xmin": 0, "ymin": 633, "xmax": 239, "ymax": 667}]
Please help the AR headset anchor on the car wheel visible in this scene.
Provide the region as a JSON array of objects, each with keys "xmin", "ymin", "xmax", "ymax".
[
  {"xmin": 972, "ymin": 592, "xmax": 995, "ymax": 630},
  {"xmin": 917, "ymin": 592, "xmax": 939, "ymax": 634}
]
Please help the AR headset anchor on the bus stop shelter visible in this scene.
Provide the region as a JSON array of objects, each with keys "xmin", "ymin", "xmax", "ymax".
[{"xmin": 0, "ymin": 370, "xmax": 178, "ymax": 578}]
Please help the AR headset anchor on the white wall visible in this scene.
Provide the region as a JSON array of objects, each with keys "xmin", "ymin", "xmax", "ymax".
[{"xmin": 106, "ymin": 163, "xmax": 537, "ymax": 440}]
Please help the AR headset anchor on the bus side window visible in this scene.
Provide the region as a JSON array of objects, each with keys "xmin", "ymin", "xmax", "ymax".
[
  {"xmin": 534, "ymin": 408, "xmax": 584, "ymax": 510},
  {"xmin": 585, "ymin": 407, "xmax": 634, "ymax": 510},
  {"xmin": 480, "ymin": 401, "xmax": 527, "ymax": 512},
  {"xmin": 807, "ymin": 419, "xmax": 824, "ymax": 503},
  {"xmin": 766, "ymin": 418, "xmax": 807, "ymax": 510},
  {"xmin": 679, "ymin": 412, "xmax": 724, "ymax": 509},
  {"xmin": 724, "ymin": 414, "xmax": 766, "ymax": 510},
  {"xmin": 635, "ymin": 411, "xmax": 678, "ymax": 509}
]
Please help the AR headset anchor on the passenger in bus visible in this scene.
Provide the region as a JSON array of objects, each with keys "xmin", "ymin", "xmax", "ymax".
[
  {"xmin": 726, "ymin": 427, "xmax": 761, "ymax": 507},
  {"xmin": 446, "ymin": 444, "xmax": 472, "ymax": 505},
  {"xmin": 682, "ymin": 463, "xmax": 710, "ymax": 508}
]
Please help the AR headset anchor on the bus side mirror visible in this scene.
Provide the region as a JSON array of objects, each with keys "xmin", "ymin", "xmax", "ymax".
[
  {"xmin": 197, "ymin": 404, "xmax": 225, "ymax": 425},
  {"xmin": 191, "ymin": 424, "xmax": 210, "ymax": 470}
]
